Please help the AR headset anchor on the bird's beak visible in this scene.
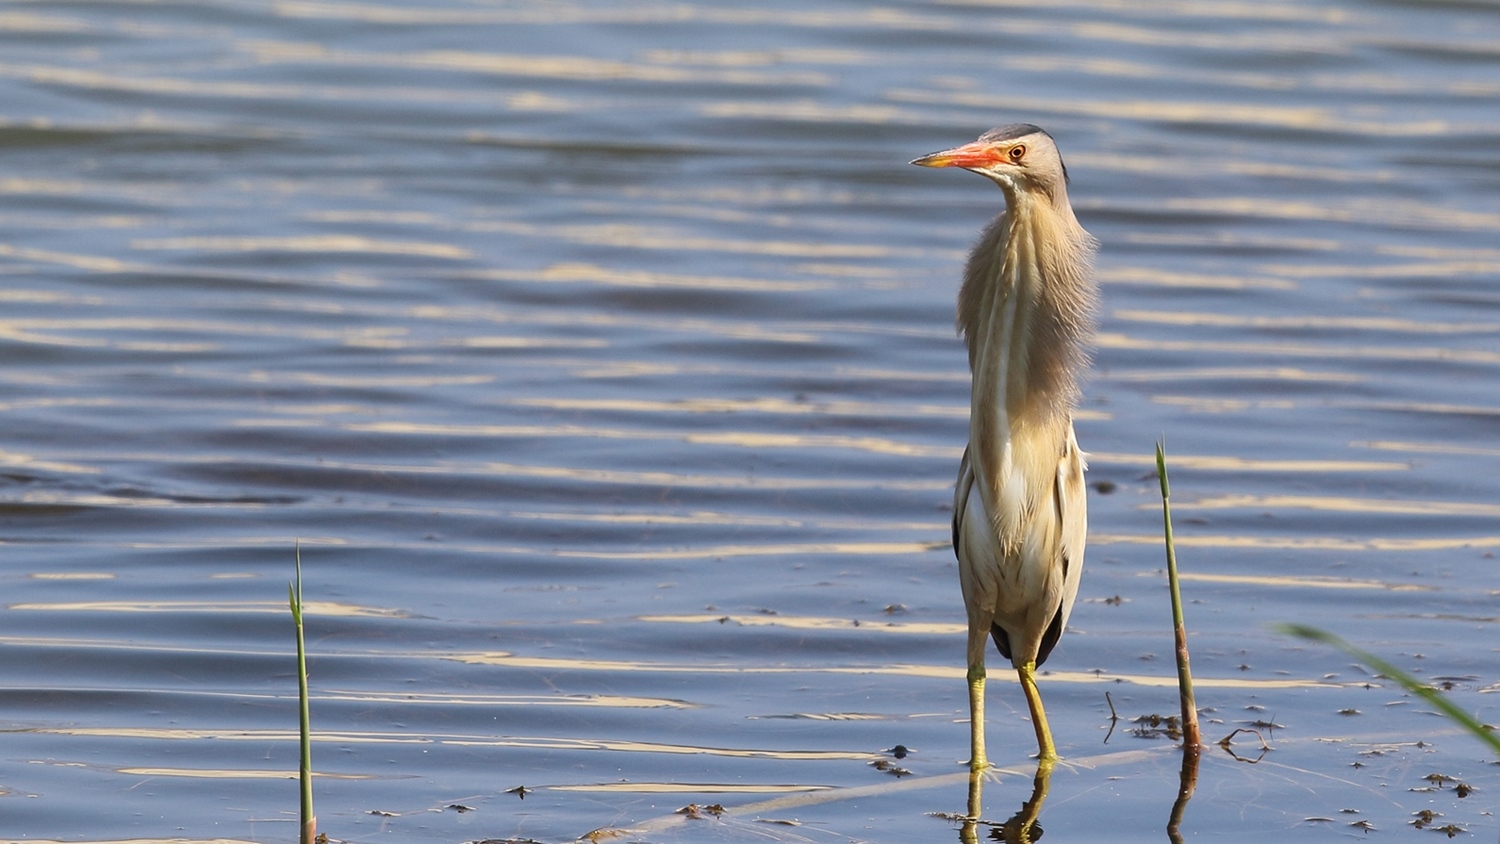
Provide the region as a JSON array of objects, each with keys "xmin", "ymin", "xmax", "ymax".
[{"xmin": 911, "ymin": 141, "xmax": 1001, "ymax": 169}]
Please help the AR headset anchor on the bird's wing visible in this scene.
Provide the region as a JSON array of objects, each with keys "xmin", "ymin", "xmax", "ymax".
[
  {"xmin": 952, "ymin": 445, "xmax": 973, "ymax": 559},
  {"xmin": 1052, "ymin": 422, "xmax": 1088, "ymax": 638},
  {"xmin": 953, "ymin": 445, "xmax": 1007, "ymax": 667}
]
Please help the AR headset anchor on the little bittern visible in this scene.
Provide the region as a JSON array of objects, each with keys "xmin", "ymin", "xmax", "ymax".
[{"xmin": 912, "ymin": 124, "xmax": 1096, "ymax": 770}]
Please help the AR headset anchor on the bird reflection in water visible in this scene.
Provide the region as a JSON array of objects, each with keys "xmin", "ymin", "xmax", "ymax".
[{"xmin": 960, "ymin": 760, "xmax": 1053, "ymax": 844}]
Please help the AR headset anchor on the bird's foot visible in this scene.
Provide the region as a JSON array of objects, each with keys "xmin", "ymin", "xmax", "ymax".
[{"xmin": 1033, "ymin": 754, "xmax": 1086, "ymax": 775}]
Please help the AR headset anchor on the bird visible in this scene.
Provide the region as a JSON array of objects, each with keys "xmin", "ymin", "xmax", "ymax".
[{"xmin": 911, "ymin": 124, "xmax": 1096, "ymax": 771}]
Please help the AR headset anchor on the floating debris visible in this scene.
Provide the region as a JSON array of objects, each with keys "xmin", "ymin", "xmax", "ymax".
[
  {"xmin": 675, "ymin": 803, "xmax": 725, "ymax": 819},
  {"xmin": 1411, "ymin": 773, "xmax": 1475, "ymax": 797},
  {"xmin": 868, "ymin": 758, "xmax": 911, "ymax": 777},
  {"xmin": 1130, "ymin": 713, "xmax": 1182, "ymax": 740}
]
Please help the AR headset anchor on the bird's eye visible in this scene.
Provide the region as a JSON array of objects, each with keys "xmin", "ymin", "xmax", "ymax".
[{"xmin": 1008, "ymin": 145, "xmax": 1026, "ymax": 162}]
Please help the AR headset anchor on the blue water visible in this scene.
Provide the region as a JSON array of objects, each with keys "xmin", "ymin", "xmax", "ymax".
[{"xmin": 1, "ymin": 1, "xmax": 1498, "ymax": 841}]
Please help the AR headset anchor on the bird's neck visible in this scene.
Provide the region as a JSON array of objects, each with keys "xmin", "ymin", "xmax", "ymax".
[{"xmin": 960, "ymin": 190, "xmax": 1097, "ymax": 445}]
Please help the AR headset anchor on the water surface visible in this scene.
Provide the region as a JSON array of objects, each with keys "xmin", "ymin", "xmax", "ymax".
[{"xmin": 1, "ymin": 0, "xmax": 1499, "ymax": 841}]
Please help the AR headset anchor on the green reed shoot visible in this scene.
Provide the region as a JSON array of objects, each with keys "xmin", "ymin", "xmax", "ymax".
[
  {"xmin": 290, "ymin": 543, "xmax": 317, "ymax": 844},
  {"xmin": 1156, "ymin": 443, "xmax": 1201, "ymax": 749},
  {"xmin": 1278, "ymin": 623, "xmax": 1500, "ymax": 755}
]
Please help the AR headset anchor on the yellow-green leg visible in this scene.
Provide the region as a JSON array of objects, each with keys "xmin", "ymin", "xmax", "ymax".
[
  {"xmin": 967, "ymin": 662, "xmax": 988, "ymax": 772},
  {"xmin": 1017, "ymin": 660, "xmax": 1057, "ymax": 763}
]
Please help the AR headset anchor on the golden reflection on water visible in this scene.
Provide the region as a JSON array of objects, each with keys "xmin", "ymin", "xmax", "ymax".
[
  {"xmin": 0, "ymin": 242, "xmax": 137, "ymax": 272},
  {"xmin": 346, "ymin": 420, "xmax": 964, "ymax": 458},
  {"xmin": 1125, "ymin": 231, "xmax": 1342, "ymax": 251},
  {"xmin": 472, "ymin": 218, "xmax": 905, "ymax": 259},
  {"xmin": 1165, "ymin": 571, "xmax": 1432, "ymax": 591},
  {"xmin": 1094, "ymin": 532, "xmax": 1497, "ymax": 551},
  {"xmin": 449, "ymin": 651, "xmax": 1346, "ymax": 689},
  {"xmin": 1151, "ymin": 395, "xmax": 1296, "ymax": 413},
  {"xmin": 1171, "ymin": 197, "xmax": 1500, "ymax": 230},
  {"xmin": 2, "ymin": 315, "xmax": 407, "ymax": 345},
  {"xmin": 242, "ymin": 40, "xmax": 833, "ymax": 86},
  {"xmin": 513, "ymin": 393, "xmax": 1110, "ymax": 422},
  {"xmin": 1115, "ymin": 309, "xmax": 1499, "ymax": 334},
  {"xmin": 1088, "ymin": 451, "xmax": 1405, "ymax": 472},
  {"xmin": 514, "ymin": 395, "xmax": 970, "ymax": 418},
  {"xmin": 432, "ymin": 735, "xmax": 876, "ymax": 761},
  {"xmin": 1355, "ymin": 439, "xmax": 1500, "ymax": 458},
  {"xmin": 16, "ymin": 64, "xmax": 587, "ymax": 112},
  {"xmin": 0, "ymin": 449, "xmax": 97, "ymax": 474},
  {"xmin": 1097, "ymin": 266, "xmax": 1295, "ymax": 290},
  {"xmin": 685, "ymin": 431, "xmax": 957, "ymax": 457},
  {"xmin": 1272, "ymin": 259, "xmax": 1500, "ymax": 279},
  {"xmin": 555, "ymin": 541, "xmax": 937, "ymax": 560},
  {"xmin": 472, "ymin": 262, "xmax": 845, "ymax": 292},
  {"xmin": 9, "ymin": 600, "xmax": 406, "ymax": 617},
  {"xmin": 1097, "ymin": 331, "xmax": 1500, "ymax": 365},
  {"xmin": 1347, "ymin": 399, "xmax": 1500, "ymax": 417},
  {"xmin": 12, "ymin": 840, "xmax": 256, "ymax": 844},
  {"xmin": 112, "ymin": 767, "xmax": 372, "ymax": 780},
  {"xmin": 1168, "ymin": 493, "xmax": 1500, "ymax": 517},
  {"xmin": 514, "ymin": 509, "xmax": 945, "ymax": 531},
  {"xmin": 305, "ymin": 690, "xmax": 694, "ymax": 709},
  {"xmin": 1075, "ymin": 149, "xmax": 1388, "ymax": 183},
  {"xmin": 568, "ymin": 360, "xmax": 970, "ymax": 384},
  {"xmin": 305, "ymin": 456, "xmax": 951, "ymax": 491},
  {"xmin": 1109, "ymin": 366, "xmax": 1361, "ymax": 383},
  {"xmin": 638, "ymin": 613, "xmax": 964, "ymax": 635},
  {"xmin": 131, "ymin": 234, "xmax": 471, "ymax": 258},
  {"xmin": 241, "ymin": 371, "xmax": 493, "ymax": 388},
  {"xmin": 888, "ymin": 88, "xmax": 1447, "ymax": 135},
  {"xmin": 443, "ymin": 335, "xmax": 606, "ymax": 349},
  {"xmin": 551, "ymin": 782, "xmax": 832, "ymax": 794}
]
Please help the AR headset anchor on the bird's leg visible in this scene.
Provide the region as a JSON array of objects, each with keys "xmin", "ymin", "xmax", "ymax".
[
  {"xmin": 967, "ymin": 661, "xmax": 988, "ymax": 773},
  {"xmin": 1017, "ymin": 661, "xmax": 1057, "ymax": 763}
]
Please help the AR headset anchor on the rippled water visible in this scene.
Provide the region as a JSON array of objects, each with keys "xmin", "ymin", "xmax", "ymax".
[{"xmin": 2, "ymin": 1, "xmax": 1499, "ymax": 841}]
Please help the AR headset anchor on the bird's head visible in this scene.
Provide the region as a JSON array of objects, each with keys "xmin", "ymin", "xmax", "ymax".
[{"xmin": 911, "ymin": 124, "xmax": 1070, "ymax": 202}]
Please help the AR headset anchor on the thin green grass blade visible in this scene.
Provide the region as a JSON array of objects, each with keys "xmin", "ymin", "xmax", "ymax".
[
  {"xmin": 1277, "ymin": 623, "xmax": 1500, "ymax": 755},
  {"xmin": 1156, "ymin": 443, "xmax": 1200, "ymax": 748},
  {"xmin": 291, "ymin": 542, "xmax": 317, "ymax": 844}
]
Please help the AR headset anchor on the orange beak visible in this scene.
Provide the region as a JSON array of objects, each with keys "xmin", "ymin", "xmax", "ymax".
[{"xmin": 911, "ymin": 140, "xmax": 1002, "ymax": 169}]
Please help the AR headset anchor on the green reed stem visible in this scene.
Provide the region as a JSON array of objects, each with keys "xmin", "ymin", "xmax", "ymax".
[
  {"xmin": 1278, "ymin": 624, "xmax": 1500, "ymax": 755},
  {"xmin": 290, "ymin": 542, "xmax": 317, "ymax": 844},
  {"xmin": 1157, "ymin": 443, "xmax": 1201, "ymax": 749}
]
